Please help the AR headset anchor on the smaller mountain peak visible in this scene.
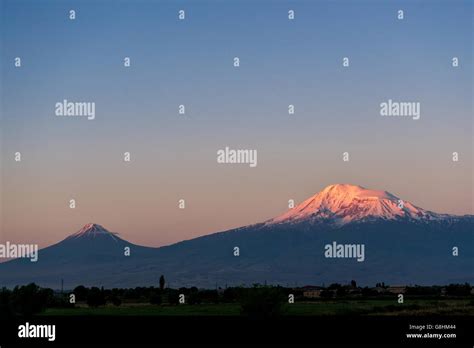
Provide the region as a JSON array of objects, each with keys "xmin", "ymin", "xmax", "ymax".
[
  {"xmin": 83, "ymin": 223, "xmax": 102, "ymax": 229},
  {"xmin": 80, "ymin": 223, "xmax": 107, "ymax": 232},
  {"xmin": 67, "ymin": 223, "xmax": 118, "ymax": 240}
]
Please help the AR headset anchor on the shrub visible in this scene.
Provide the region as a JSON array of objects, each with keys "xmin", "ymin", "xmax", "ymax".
[
  {"xmin": 73, "ymin": 285, "xmax": 88, "ymax": 301},
  {"xmin": 110, "ymin": 296, "xmax": 122, "ymax": 306},
  {"xmin": 240, "ymin": 287, "xmax": 285, "ymax": 318},
  {"xmin": 10, "ymin": 283, "xmax": 51, "ymax": 317},
  {"xmin": 86, "ymin": 287, "xmax": 106, "ymax": 308},
  {"xmin": 150, "ymin": 292, "xmax": 162, "ymax": 305}
]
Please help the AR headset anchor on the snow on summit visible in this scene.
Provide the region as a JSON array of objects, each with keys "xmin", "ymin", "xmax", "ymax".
[
  {"xmin": 66, "ymin": 223, "xmax": 119, "ymax": 240},
  {"xmin": 269, "ymin": 184, "xmax": 441, "ymax": 225}
]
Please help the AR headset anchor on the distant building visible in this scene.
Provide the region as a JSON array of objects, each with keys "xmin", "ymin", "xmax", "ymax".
[
  {"xmin": 303, "ymin": 290, "xmax": 322, "ymax": 298},
  {"xmin": 387, "ymin": 285, "xmax": 406, "ymax": 294},
  {"xmin": 301, "ymin": 286, "xmax": 324, "ymax": 298}
]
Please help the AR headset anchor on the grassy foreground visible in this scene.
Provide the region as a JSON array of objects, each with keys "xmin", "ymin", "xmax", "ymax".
[{"xmin": 40, "ymin": 299, "xmax": 474, "ymax": 316}]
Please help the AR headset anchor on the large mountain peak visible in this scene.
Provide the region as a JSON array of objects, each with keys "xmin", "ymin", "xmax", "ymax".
[
  {"xmin": 320, "ymin": 184, "xmax": 395, "ymax": 199},
  {"xmin": 269, "ymin": 184, "xmax": 440, "ymax": 225}
]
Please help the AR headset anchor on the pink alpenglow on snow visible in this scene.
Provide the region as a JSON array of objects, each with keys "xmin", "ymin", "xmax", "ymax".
[
  {"xmin": 269, "ymin": 184, "xmax": 445, "ymax": 225},
  {"xmin": 66, "ymin": 223, "xmax": 119, "ymax": 240}
]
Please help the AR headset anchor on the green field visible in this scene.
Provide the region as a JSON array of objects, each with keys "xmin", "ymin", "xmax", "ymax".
[{"xmin": 40, "ymin": 299, "xmax": 474, "ymax": 316}]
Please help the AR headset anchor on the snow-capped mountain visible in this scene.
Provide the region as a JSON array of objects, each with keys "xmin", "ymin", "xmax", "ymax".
[
  {"xmin": 269, "ymin": 184, "xmax": 446, "ymax": 225},
  {"xmin": 65, "ymin": 223, "xmax": 120, "ymax": 241}
]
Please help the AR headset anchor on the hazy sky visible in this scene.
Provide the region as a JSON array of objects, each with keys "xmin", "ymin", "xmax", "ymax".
[{"xmin": 1, "ymin": 0, "xmax": 472, "ymax": 248}]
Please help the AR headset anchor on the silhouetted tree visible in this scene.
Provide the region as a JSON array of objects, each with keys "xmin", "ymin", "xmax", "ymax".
[
  {"xmin": 188, "ymin": 291, "xmax": 201, "ymax": 305},
  {"xmin": 328, "ymin": 283, "xmax": 342, "ymax": 290},
  {"xmin": 73, "ymin": 285, "xmax": 88, "ymax": 301},
  {"xmin": 445, "ymin": 283, "xmax": 471, "ymax": 296},
  {"xmin": 107, "ymin": 288, "xmax": 122, "ymax": 306},
  {"xmin": 0, "ymin": 287, "xmax": 13, "ymax": 319},
  {"xmin": 350, "ymin": 280, "xmax": 357, "ymax": 288},
  {"xmin": 167, "ymin": 290, "xmax": 180, "ymax": 305},
  {"xmin": 87, "ymin": 287, "xmax": 106, "ymax": 307},
  {"xmin": 10, "ymin": 283, "xmax": 51, "ymax": 317},
  {"xmin": 159, "ymin": 275, "xmax": 165, "ymax": 291}
]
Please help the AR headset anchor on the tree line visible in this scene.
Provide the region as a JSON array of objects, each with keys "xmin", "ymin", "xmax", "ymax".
[{"xmin": 0, "ymin": 277, "xmax": 471, "ymax": 318}]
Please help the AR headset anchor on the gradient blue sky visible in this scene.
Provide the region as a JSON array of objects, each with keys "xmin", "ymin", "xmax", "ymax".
[{"xmin": 1, "ymin": 0, "xmax": 472, "ymax": 247}]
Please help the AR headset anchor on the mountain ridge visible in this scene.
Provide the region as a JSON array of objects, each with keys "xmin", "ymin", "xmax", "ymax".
[{"xmin": 0, "ymin": 184, "xmax": 472, "ymax": 288}]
